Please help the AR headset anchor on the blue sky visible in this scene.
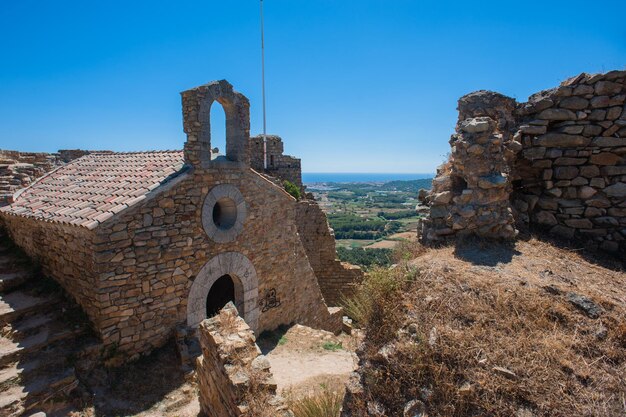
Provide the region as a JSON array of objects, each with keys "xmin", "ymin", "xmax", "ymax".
[{"xmin": 1, "ymin": 1, "xmax": 624, "ymax": 173}]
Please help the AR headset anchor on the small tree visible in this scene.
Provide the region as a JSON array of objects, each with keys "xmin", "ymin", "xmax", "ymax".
[{"xmin": 283, "ymin": 180, "xmax": 301, "ymax": 200}]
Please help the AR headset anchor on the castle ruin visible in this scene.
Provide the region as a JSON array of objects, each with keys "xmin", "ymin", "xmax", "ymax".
[{"xmin": 420, "ymin": 70, "xmax": 626, "ymax": 254}]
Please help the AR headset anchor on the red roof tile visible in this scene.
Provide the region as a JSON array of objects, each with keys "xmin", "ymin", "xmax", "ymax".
[{"xmin": 0, "ymin": 151, "xmax": 185, "ymax": 230}]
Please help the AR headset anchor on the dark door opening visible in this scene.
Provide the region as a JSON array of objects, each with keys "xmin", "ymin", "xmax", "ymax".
[{"xmin": 206, "ymin": 274, "xmax": 235, "ymax": 317}]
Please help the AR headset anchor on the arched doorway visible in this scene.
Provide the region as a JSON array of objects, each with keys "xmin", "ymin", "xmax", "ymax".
[
  {"xmin": 187, "ymin": 252, "xmax": 259, "ymax": 332},
  {"xmin": 206, "ymin": 274, "xmax": 235, "ymax": 317}
]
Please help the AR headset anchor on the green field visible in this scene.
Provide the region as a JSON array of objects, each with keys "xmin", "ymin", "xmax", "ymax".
[{"xmin": 307, "ymin": 179, "xmax": 432, "ymax": 269}]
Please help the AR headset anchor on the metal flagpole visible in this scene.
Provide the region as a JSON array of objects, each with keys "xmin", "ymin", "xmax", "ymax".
[{"xmin": 260, "ymin": 0, "xmax": 268, "ymax": 170}]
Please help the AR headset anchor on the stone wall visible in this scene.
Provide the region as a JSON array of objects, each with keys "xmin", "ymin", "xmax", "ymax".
[
  {"xmin": 0, "ymin": 215, "xmax": 100, "ymax": 324},
  {"xmin": 420, "ymin": 69, "xmax": 626, "ymax": 254},
  {"xmin": 296, "ymin": 200, "xmax": 363, "ymax": 306},
  {"xmin": 250, "ymin": 135, "xmax": 303, "ymax": 190},
  {"xmin": 93, "ymin": 166, "xmax": 342, "ymax": 357},
  {"xmin": 196, "ymin": 303, "xmax": 290, "ymax": 417},
  {"xmin": 419, "ymin": 92, "xmax": 520, "ymax": 240}
]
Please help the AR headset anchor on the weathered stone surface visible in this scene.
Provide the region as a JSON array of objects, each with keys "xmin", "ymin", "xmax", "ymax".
[
  {"xmin": 460, "ymin": 117, "xmax": 492, "ymax": 133},
  {"xmin": 535, "ymin": 211, "xmax": 558, "ymax": 226},
  {"xmin": 604, "ymin": 182, "xmax": 626, "ymax": 198},
  {"xmin": 589, "ymin": 153, "xmax": 622, "ymax": 165},
  {"xmin": 536, "ymin": 133, "xmax": 590, "ymax": 147},
  {"xmin": 554, "ymin": 166, "xmax": 579, "ymax": 180},
  {"xmin": 592, "ymin": 137, "xmax": 624, "ymax": 147},
  {"xmin": 537, "ymin": 108, "xmax": 577, "ymax": 121},
  {"xmin": 559, "ymin": 97, "xmax": 589, "ymax": 110},
  {"xmin": 595, "ymin": 81, "xmax": 622, "ymax": 95}
]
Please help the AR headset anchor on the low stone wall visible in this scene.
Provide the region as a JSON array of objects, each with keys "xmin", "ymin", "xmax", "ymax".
[
  {"xmin": 421, "ymin": 69, "xmax": 625, "ymax": 253},
  {"xmin": 196, "ymin": 303, "xmax": 290, "ymax": 417},
  {"xmin": 296, "ymin": 200, "xmax": 363, "ymax": 305}
]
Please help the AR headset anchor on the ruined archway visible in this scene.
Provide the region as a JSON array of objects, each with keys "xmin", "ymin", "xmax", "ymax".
[
  {"xmin": 187, "ymin": 252, "xmax": 259, "ymax": 331},
  {"xmin": 181, "ymin": 80, "xmax": 251, "ymax": 168}
]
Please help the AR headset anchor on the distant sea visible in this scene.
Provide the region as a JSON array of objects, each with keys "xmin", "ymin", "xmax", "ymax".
[{"xmin": 302, "ymin": 172, "xmax": 433, "ymax": 184}]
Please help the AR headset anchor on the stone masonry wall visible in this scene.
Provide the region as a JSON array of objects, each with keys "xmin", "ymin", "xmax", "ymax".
[
  {"xmin": 196, "ymin": 302, "xmax": 290, "ymax": 417},
  {"xmin": 421, "ymin": 69, "xmax": 626, "ymax": 254},
  {"xmin": 0, "ymin": 214, "xmax": 100, "ymax": 324},
  {"xmin": 420, "ymin": 92, "xmax": 520, "ymax": 240},
  {"xmin": 93, "ymin": 166, "xmax": 341, "ymax": 357},
  {"xmin": 296, "ymin": 200, "xmax": 363, "ymax": 306},
  {"xmin": 512, "ymin": 71, "xmax": 626, "ymax": 253},
  {"xmin": 250, "ymin": 135, "xmax": 303, "ymax": 189}
]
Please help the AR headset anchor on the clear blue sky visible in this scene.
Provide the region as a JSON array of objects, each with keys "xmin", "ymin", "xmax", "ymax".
[{"xmin": 1, "ymin": 1, "xmax": 624, "ymax": 173}]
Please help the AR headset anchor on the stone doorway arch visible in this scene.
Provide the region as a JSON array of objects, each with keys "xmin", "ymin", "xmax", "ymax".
[{"xmin": 187, "ymin": 252, "xmax": 259, "ymax": 332}]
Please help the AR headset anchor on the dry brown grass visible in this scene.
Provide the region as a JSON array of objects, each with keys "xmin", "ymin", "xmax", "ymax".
[{"xmin": 347, "ymin": 238, "xmax": 626, "ymax": 416}]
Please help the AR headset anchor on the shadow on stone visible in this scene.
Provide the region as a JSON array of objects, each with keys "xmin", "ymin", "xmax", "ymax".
[{"xmin": 453, "ymin": 238, "xmax": 522, "ymax": 266}]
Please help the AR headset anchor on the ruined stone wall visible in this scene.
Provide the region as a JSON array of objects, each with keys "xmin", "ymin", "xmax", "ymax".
[
  {"xmin": 513, "ymin": 71, "xmax": 625, "ymax": 253},
  {"xmin": 421, "ymin": 70, "xmax": 626, "ymax": 254},
  {"xmin": 0, "ymin": 215, "xmax": 101, "ymax": 324},
  {"xmin": 420, "ymin": 92, "xmax": 520, "ymax": 240},
  {"xmin": 296, "ymin": 200, "xmax": 363, "ymax": 306},
  {"xmin": 196, "ymin": 303, "xmax": 290, "ymax": 417},
  {"xmin": 93, "ymin": 167, "xmax": 341, "ymax": 357},
  {"xmin": 250, "ymin": 135, "xmax": 303, "ymax": 189}
]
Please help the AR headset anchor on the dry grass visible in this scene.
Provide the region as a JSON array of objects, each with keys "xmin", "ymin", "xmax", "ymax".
[
  {"xmin": 287, "ymin": 384, "xmax": 344, "ymax": 417},
  {"xmin": 345, "ymin": 238, "xmax": 626, "ymax": 416}
]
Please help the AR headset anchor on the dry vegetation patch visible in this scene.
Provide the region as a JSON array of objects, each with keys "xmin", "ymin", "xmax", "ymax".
[{"xmin": 344, "ymin": 238, "xmax": 625, "ymax": 416}]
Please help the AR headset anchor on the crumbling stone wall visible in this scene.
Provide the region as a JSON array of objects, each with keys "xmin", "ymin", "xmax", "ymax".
[
  {"xmin": 296, "ymin": 200, "xmax": 363, "ymax": 305},
  {"xmin": 421, "ymin": 69, "xmax": 626, "ymax": 253},
  {"xmin": 420, "ymin": 92, "xmax": 520, "ymax": 240},
  {"xmin": 196, "ymin": 303, "xmax": 290, "ymax": 417},
  {"xmin": 250, "ymin": 135, "xmax": 303, "ymax": 189}
]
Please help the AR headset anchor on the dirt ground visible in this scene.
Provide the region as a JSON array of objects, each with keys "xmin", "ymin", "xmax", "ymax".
[
  {"xmin": 346, "ymin": 236, "xmax": 626, "ymax": 416},
  {"xmin": 61, "ymin": 324, "xmax": 359, "ymax": 417}
]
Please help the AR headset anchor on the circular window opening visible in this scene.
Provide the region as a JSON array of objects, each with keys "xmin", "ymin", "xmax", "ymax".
[{"xmin": 212, "ymin": 197, "xmax": 237, "ymax": 230}]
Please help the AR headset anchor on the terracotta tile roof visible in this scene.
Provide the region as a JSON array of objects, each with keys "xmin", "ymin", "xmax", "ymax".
[{"xmin": 0, "ymin": 151, "xmax": 186, "ymax": 230}]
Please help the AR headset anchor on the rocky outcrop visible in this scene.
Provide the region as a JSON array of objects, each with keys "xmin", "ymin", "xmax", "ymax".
[{"xmin": 420, "ymin": 69, "xmax": 626, "ymax": 253}]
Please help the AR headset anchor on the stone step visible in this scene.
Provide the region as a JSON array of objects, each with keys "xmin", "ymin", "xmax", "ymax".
[
  {"xmin": 0, "ymin": 291, "xmax": 61, "ymax": 325},
  {"xmin": 0, "ymin": 367, "xmax": 76, "ymax": 414},
  {"xmin": 0, "ymin": 270, "xmax": 34, "ymax": 293},
  {"xmin": 0, "ymin": 322, "xmax": 85, "ymax": 367},
  {"xmin": 5, "ymin": 313, "xmax": 56, "ymax": 340}
]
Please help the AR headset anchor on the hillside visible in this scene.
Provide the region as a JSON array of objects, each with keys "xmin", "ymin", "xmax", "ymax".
[{"xmin": 342, "ymin": 238, "xmax": 626, "ymax": 417}]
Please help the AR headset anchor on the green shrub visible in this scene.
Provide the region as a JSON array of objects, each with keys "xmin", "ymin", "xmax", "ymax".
[{"xmin": 284, "ymin": 180, "xmax": 302, "ymax": 200}]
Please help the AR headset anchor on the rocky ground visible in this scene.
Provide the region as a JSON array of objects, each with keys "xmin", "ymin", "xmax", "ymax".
[
  {"xmin": 65, "ymin": 325, "xmax": 359, "ymax": 417},
  {"xmin": 342, "ymin": 237, "xmax": 625, "ymax": 416}
]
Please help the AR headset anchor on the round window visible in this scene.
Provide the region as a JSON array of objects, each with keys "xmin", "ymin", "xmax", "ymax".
[
  {"xmin": 202, "ymin": 184, "xmax": 247, "ymax": 243},
  {"xmin": 213, "ymin": 197, "xmax": 237, "ymax": 230}
]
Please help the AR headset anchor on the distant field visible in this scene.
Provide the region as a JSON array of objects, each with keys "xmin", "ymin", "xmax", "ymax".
[{"xmin": 311, "ymin": 179, "xmax": 431, "ymax": 269}]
